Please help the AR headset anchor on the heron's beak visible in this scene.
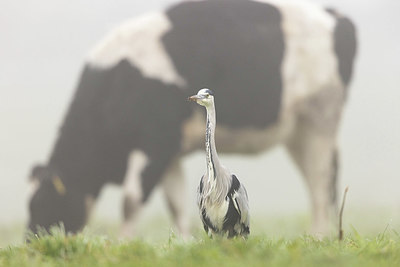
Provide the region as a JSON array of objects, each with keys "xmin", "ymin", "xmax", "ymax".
[{"xmin": 188, "ymin": 95, "xmax": 201, "ymax": 102}]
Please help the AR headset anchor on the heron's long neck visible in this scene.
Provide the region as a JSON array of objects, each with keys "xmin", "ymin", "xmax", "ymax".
[{"xmin": 205, "ymin": 102, "xmax": 221, "ymax": 180}]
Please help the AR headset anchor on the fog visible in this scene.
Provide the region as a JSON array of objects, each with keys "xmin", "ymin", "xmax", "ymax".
[{"xmin": 1, "ymin": 0, "xmax": 399, "ymax": 232}]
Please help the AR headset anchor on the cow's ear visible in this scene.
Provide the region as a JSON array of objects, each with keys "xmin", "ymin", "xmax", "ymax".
[{"xmin": 29, "ymin": 164, "xmax": 47, "ymax": 181}]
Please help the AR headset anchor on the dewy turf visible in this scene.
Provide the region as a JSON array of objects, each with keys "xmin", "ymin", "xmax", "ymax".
[{"xmin": 1, "ymin": 226, "xmax": 400, "ymax": 267}]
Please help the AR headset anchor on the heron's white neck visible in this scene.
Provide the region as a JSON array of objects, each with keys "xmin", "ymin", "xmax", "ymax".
[{"xmin": 205, "ymin": 101, "xmax": 221, "ymax": 180}]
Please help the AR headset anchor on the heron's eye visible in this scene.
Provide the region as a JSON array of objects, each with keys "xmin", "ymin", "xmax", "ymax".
[{"xmin": 206, "ymin": 94, "xmax": 210, "ymax": 97}]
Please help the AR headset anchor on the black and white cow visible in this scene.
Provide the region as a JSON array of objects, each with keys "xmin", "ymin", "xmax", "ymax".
[{"xmin": 28, "ymin": 0, "xmax": 356, "ymax": 237}]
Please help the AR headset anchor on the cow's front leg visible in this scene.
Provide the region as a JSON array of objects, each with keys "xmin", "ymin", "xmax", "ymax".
[
  {"xmin": 161, "ymin": 158, "xmax": 190, "ymax": 238},
  {"xmin": 120, "ymin": 150, "xmax": 150, "ymax": 238},
  {"xmin": 120, "ymin": 146, "xmax": 179, "ymax": 239},
  {"xmin": 286, "ymin": 128, "xmax": 338, "ymax": 238}
]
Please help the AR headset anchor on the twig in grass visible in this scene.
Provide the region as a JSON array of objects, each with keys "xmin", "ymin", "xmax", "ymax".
[{"xmin": 338, "ymin": 186, "xmax": 349, "ymax": 241}]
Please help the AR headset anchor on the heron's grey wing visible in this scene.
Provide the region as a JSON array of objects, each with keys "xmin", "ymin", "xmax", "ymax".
[
  {"xmin": 230, "ymin": 175, "xmax": 250, "ymax": 234},
  {"xmin": 235, "ymin": 184, "xmax": 250, "ymax": 228},
  {"xmin": 197, "ymin": 174, "xmax": 216, "ymax": 235}
]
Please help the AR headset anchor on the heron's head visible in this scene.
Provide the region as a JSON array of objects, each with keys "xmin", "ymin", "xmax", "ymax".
[{"xmin": 188, "ymin": 88, "xmax": 214, "ymax": 107}]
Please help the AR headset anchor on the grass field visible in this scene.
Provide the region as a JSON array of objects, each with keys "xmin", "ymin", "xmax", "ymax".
[
  {"xmin": 1, "ymin": 224, "xmax": 400, "ymax": 267},
  {"xmin": 2, "ymin": 209, "xmax": 400, "ymax": 266}
]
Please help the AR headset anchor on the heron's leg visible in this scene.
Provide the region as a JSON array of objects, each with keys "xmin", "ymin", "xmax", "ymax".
[
  {"xmin": 120, "ymin": 150, "xmax": 149, "ymax": 238},
  {"xmin": 161, "ymin": 159, "xmax": 190, "ymax": 238},
  {"xmin": 285, "ymin": 126, "xmax": 338, "ymax": 237}
]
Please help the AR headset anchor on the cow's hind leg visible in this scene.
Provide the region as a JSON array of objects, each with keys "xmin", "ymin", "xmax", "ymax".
[
  {"xmin": 161, "ymin": 158, "xmax": 190, "ymax": 238},
  {"xmin": 285, "ymin": 84, "xmax": 345, "ymax": 237},
  {"xmin": 286, "ymin": 126, "xmax": 338, "ymax": 237}
]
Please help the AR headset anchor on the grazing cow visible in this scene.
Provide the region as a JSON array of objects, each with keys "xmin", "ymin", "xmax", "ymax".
[{"xmin": 28, "ymin": 0, "xmax": 357, "ymax": 237}]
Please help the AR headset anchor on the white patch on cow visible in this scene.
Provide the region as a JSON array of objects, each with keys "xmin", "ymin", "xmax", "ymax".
[
  {"xmin": 181, "ymin": 109, "xmax": 297, "ymax": 155},
  {"xmin": 87, "ymin": 12, "xmax": 186, "ymax": 87},
  {"xmin": 258, "ymin": 0, "xmax": 338, "ymax": 111}
]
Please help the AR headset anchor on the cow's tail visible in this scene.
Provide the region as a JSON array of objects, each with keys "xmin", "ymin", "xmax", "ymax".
[{"xmin": 326, "ymin": 8, "xmax": 357, "ymax": 97}]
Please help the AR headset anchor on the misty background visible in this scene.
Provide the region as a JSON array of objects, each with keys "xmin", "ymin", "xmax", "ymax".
[{"xmin": 1, "ymin": 0, "xmax": 399, "ymax": 237}]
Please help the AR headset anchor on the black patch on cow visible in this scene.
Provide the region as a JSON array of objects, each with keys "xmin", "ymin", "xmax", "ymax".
[
  {"xmin": 30, "ymin": 164, "xmax": 57, "ymax": 182},
  {"xmin": 49, "ymin": 63, "xmax": 135, "ymax": 197},
  {"xmin": 30, "ymin": 59, "xmax": 192, "ymax": 232},
  {"xmin": 51, "ymin": 60, "xmax": 190, "ymax": 200},
  {"xmin": 164, "ymin": 0, "xmax": 284, "ymax": 129},
  {"xmin": 326, "ymin": 8, "xmax": 357, "ymax": 96}
]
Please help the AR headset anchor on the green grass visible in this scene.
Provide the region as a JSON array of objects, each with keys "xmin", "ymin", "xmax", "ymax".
[
  {"xmin": 2, "ymin": 210, "xmax": 400, "ymax": 266},
  {"xmin": 1, "ymin": 225, "xmax": 400, "ymax": 267}
]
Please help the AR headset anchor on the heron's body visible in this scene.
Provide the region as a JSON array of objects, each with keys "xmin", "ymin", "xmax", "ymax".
[
  {"xmin": 190, "ymin": 89, "xmax": 250, "ymax": 238},
  {"xmin": 199, "ymin": 174, "xmax": 250, "ymax": 237}
]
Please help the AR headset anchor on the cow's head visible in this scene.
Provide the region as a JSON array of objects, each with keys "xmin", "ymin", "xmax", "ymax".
[{"xmin": 27, "ymin": 164, "xmax": 86, "ymax": 234}]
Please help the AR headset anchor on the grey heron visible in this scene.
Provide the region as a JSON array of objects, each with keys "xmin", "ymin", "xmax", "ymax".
[{"xmin": 188, "ymin": 88, "xmax": 250, "ymax": 238}]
